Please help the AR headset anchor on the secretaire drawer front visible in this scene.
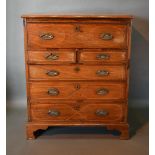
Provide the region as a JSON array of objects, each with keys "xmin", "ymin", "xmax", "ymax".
[
  {"xmin": 31, "ymin": 103, "xmax": 124, "ymax": 122},
  {"xmin": 28, "ymin": 50, "xmax": 76, "ymax": 64},
  {"xmin": 29, "ymin": 82, "xmax": 125, "ymax": 100},
  {"xmin": 79, "ymin": 50, "xmax": 127, "ymax": 64},
  {"xmin": 27, "ymin": 23, "xmax": 127, "ymax": 49},
  {"xmin": 29, "ymin": 65, "xmax": 126, "ymax": 81}
]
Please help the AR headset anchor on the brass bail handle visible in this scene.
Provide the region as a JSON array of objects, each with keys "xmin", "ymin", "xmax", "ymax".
[
  {"xmin": 40, "ymin": 33, "xmax": 54, "ymax": 40},
  {"xmin": 95, "ymin": 110, "xmax": 109, "ymax": 116},
  {"xmin": 100, "ymin": 33, "xmax": 113, "ymax": 40},
  {"xmin": 48, "ymin": 110, "xmax": 60, "ymax": 116},
  {"xmin": 96, "ymin": 88, "xmax": 109, "ymax": 95},
  {"xmin": 48, "ymin": 88, "xmax": 59, "ymax": 96},
  {"xmin": 96, "ymin": 53, "xmax": 110, "ymax": 60},
  {"xmin": 46, "ymin": 70, "xmax": 60, "ymax": 76},
  {"xmin": 96, "ymin": 70, "xmax": 109, "ymax": 76},
  {"xmin": 46, "ymin": 53, "xmax": 59, "ymax": 60}
]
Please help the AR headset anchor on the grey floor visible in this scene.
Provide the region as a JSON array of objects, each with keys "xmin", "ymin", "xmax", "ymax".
[{"xmin": 7, "ymin": 104, "xmax": 149, "ymax": 155}]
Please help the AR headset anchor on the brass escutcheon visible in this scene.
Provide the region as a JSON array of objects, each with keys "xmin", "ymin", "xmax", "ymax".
[
  {"xmin": 73, "ymin": 103, "xmax": 80, "ymax": 111},
  {"xmin": 74, "ymin": 84, "xmax": 81, "ymax": 90},
  {"xmin": 75, "ymin": 25, "xmax": 81, "ymax": 32}
]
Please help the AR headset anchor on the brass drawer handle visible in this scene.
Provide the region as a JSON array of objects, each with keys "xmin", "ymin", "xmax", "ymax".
[
  {"xmin": 95, "ymin": 110, "xmax": 109, "ymax": 116},
  {"xmin": 48, "ymin": 110, "xmax": 60, "ymax": 116},
  {"xmin": 100, "ymin": 33, "xmax": 113, "ymax": 40},
  {"xmin": 48, "ymin": 88, "xmax": 59, "ymax": 96},
  {"xmin": 96, "ymin": 70, "xmax": 109, "ymax": 76},
  {"xmin": 46, "ymin": 70, "xmax": 60, "ymax": 76},
  {"xmin": 46, "ymin": 54, "xmax": 59, "ymax": 60},
  {"xmin": 40, "ymin": 33, "xmax": 54, "ymax": 40},
  {"xmin": 96, "ymin": 53, "xmax": 110, "ymax": 60},
  {"xmin": 96, "ymin": 88, "xmax": 109, "ymax": 95}
]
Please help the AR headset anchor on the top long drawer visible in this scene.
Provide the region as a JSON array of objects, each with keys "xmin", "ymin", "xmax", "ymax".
[{"xmin": 27, "ymin": 23, "xmax": 128, "ymax": 49}]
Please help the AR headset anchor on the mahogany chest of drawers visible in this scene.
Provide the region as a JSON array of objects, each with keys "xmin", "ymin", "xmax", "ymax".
[{"xmin": 22, "ymin": 14, "xmax": 133, "ymax": 139}]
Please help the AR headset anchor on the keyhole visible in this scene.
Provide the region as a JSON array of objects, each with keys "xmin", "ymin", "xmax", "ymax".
[
  {"xmin": 74, "ymin": 66, "xmax": 80, "ymax": 72},
  {"xmin": 75, "ymin": 25, "xmax": 81, "ymax": 32},
  {"xmin": 74, "ymin": 104, "xmax": 80, "ymax": 111},
  {"xmin": 74, "ymin": 84, "xmax": 80, "ymax": 90}
]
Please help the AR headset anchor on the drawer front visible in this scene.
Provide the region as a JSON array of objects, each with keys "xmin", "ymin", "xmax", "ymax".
[
  {"xmin": 79, "ymin": 49, "xmax": 127, "ymax": 64},
  {"xmin": 28, "ymin": 49, "xmax": 76, "ymax": 64},
  {"xmin": 29, "ymin": 65, "xmax": 126, "ymax": 81},
  {"xmin": 31, "ymin": 103, "xmax": 124, "ymax": 122},
  {"xmin": 30, "ymin": 82, "xmax": 126, "ymax": 100},
  {"xmin": 27, "ymin": 23, "xmax": 127, "ymax": 49}
]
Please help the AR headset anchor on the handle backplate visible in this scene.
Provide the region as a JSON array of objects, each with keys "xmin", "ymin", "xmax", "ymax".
[
  {"xmin": 48, "ymin": 88, "xmax": 59, "ymax": 96},
  {"xmin": 48, "ymin": 110, "xmax": 60, "ymax": 116},
  {"xmin": 46, "ymin": 70, "xmax": 60, "ymax": 76},
  {"xmin": 100, "ymin": 33, "xmax": 113, "ymax": 40},
  {"xmin": 96, "ymin": 53, "xmax": 110, "ymax": 60},
  {"xmin": 95, "ymin": 110, "xmax": 109, "ymax": 116},
  {"xmin": 96, "ymin": 88, "xmax": 109, "ymax": 95},
  {"xmin": 46, "ymin": 54, "xmax": 59, "ymax": 60},
  {"xmin": 40, "ymin": 33, "xmax": 54, "ymax": 40},
  {"xmin": 96, "ymin": 70, "xmax": 109, "ymax": 76}
]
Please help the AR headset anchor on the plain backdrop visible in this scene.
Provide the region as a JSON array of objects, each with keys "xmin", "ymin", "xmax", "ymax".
[{"xmin": 6, "ymin": 0, "xmax": 149, "ymax": 108}]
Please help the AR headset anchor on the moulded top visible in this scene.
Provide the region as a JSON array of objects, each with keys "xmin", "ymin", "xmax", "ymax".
[{"xmin": 21, "ymin": 13, "xmax": 133, "ymax": 19}]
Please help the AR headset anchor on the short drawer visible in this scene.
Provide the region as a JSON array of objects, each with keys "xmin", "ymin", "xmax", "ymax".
[
  {"xmin": 27, "ymin": 23, "xmax": 127, "ymax": 49},
  {"xmin": 31, "ymin": 103, "xmax": 124, "ymax": 122},
  {"xmin": 29, "ymin": 65, "xmax": 126, "ymax": 81},
  {"xmin": 29, "ymin": 82, "xmax": 126, "ymax": 100},
  {"xmin": 79, "ymin": 49, "xmax": 127, "ymax": 64},
  {"xmin": 28, "ymin": 49, "xmax": 76, "ymax": 64}
]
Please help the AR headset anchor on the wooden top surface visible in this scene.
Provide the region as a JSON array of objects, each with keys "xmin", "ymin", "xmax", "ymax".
[{"xmin": 21, "ymin": 13, "xmax": 133, "ymax": 19}]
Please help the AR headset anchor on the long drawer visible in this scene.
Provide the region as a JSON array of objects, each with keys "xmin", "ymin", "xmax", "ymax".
[
  {"xmin": 29, "ymin": 65, "xmax": 126, "ymax": 81},
  {"xmin": 29, "ymin": 82, "xmax": 126, "ymax": 100},
  {"xmin": 31, "ymin": 103, "xmax": 124, "ymax": 122},
  {"xmin": 27, "ymin": 23, "xmax": 127, "ymax": 49}
]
